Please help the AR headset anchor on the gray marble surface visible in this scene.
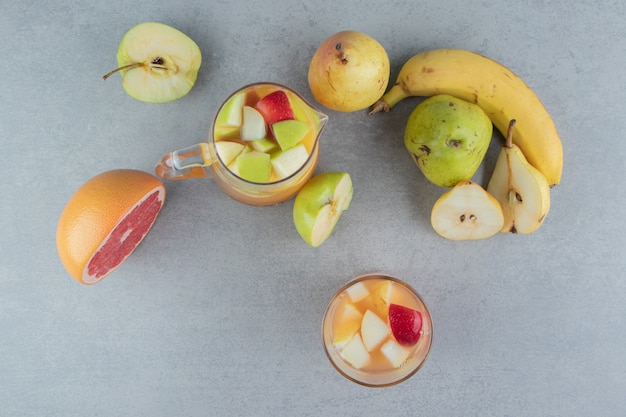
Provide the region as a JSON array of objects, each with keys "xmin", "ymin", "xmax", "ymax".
[{"xmin": 1, "ymin": 1, "xmax": 625, "ymax": 416}]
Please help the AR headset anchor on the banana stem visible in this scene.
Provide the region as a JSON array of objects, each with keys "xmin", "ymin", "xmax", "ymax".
[
  {"xmin": 368, "ymin": 84, "xmax": 409, "ymax": 115},
  {"xmin": 505, "ymin": 119, "xmax": 516, "ymax": 148}
]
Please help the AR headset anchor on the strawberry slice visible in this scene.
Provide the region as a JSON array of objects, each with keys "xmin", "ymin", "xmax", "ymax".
[
  {"xmin": 388, "ymin": 304, "xmax": 423, "ymax": 346},
  {"xmin": 255, "ymin": 90, "xmax": 294, "ymax": 125}
]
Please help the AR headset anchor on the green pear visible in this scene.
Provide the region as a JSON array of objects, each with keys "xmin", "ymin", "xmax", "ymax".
[{"xmin": 404, "ymin": 95, "xmax": 493, "ymax": 187}]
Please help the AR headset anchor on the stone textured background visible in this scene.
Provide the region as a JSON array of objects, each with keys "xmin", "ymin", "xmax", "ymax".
[{"xmin": 1, "ymin": 1, "xmax": 624, "ymax": 416}]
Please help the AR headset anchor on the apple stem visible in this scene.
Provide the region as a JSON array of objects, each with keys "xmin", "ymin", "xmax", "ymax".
[
  {"xmin": 335, "ymin": 43, "xmax": 348, "ymax": 64},
  {"xmin": 102, "ymin": 63, "xmax": 144, "ymax": 81},
  {"xmin": 505, "ymin": 119, "xmax": 516, "ymax": 148}
]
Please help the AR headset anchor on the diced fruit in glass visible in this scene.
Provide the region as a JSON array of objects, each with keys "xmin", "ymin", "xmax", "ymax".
[
  {"xmin": 339, "ymin": 332, "xmax": 370, "ymax": 369},
  {"xmin": 345, "ymin": 281, "xmax": 369, "ymax": 303},
  {"xmin": 368, "ymin": 280, "xmax": 393, "ymax": 320},
  {"xmin": 332, "ymin": 299, "xmax": 363, "ymax": 348},
  {"xmin": 389, "ymin": 304, "xmax": 423, "ymax": 347},
  {"xmin": 380, "ymin": 339, "xmax": 411, "ymax": 368},
  {"xmin": 360, "ymin": 309, "xmax": 389, "ymax": 352}
]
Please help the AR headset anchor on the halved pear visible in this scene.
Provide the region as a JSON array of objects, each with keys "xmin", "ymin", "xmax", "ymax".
[
  {"xmin": 293, "ymin": 172, "xmax": 353, "ymax": 247},
  {"xmin": 487, "ymin": 120, "xmax": 551, "ymax": 234},
  {"xmin": 431, "ymin": 180, "xmax": 504, "ymax": 240},
  {"xmin": 103, "ymin": 22, "xmax": 202, "ymax": 103}
]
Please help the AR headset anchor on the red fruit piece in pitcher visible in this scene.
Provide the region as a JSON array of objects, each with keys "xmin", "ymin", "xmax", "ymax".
[{"xmin": 255, "ymin": 90, "xmax": 294, "ymax": 125}]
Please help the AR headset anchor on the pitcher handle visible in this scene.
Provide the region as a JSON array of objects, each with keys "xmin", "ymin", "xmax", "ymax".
[{"xmin": 155, "ymin": 143, "xmax": 215, "ymax": 180}]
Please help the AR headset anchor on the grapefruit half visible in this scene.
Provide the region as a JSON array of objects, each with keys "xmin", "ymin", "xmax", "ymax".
[{"xmin": 56, "ymin": 169, "xmax": 166, "ymax": 284}]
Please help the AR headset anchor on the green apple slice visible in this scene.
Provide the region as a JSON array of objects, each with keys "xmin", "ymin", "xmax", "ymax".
[
  {"xmin": 270, "ymin": 144, "xmax": 309, "ymax": 180},
  {"xmin": 215, "ymin": 141, "xmax": 245, "ymax": 166},
  {"xmin": 216, "ymin": 92, "xmax": 245, "ymax": 127},
  {"xmin": 293, "ymin": 172, "xmax": 353, "ymax": 247},
  {"xmin": 103, "ymin": 22, "xmax": 202, "ymax": 103},
  {"xmin": 250, "ymin": 138, "xmax": 278, "ymax": 153},
  {"xmin": 236, "ymin": 150, "xmax": 271, "ymax": 182},
  {"xmin": 240, "ymin": 106, "xmax": 267, "ymax": 141},
  {"xmin": 271, "ymin": 119, "xmax": 311, "ymax": 150},
  {"xmin": 431, "ymin": 180, "xmax": 504, "ymax": 240}
]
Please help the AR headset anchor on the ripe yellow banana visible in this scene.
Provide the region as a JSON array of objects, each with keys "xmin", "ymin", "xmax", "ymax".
[{"xmin": 369, "ymin": 49, "xmax": 563, "ymax": 186}]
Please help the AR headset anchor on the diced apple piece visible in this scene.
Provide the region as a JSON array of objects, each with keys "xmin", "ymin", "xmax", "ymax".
[
  {"xmin": 214, "ymin": 125, "xmax": 240, "ymax": 140},
  {"xmin": 250, "ymin": 138, "xmax": 278, "ymax": 153},
  {"xmin": 270, "ymin": 144, "xmax": 309, "ymax": 180},
  {"xmin": 272, "ymin": 119, "xmax": 311, "ymax": 150},
  {"xmin": 254, "ymin": 90, "xmax": 294, "ymax": 125},
  {"xmin": 236, "ymin": 150, "xmax": 271, "ymax": 182},
  {"xmin": 216, "ymin": 91, "xmax": 245, "ymax": 127},
  {"xmin": 368, "ymin": 280, "xmax": 393, "ymax": 320},
  {"xmin": 345, "ymin": 281, "xmax": 369, "ymax": 303},
  {"xmin": 361, "ymin": 309, "xmax": 390, "ymax": 352},
  {"xmin": 380, "ymin": 339, "xmax": 411, "ymax": 368},
  {"xmin": 240, "ymin": 106, "xmax": 267, "ymax": 141},
  {"xmin": 389, "ymin": 304, "xmax": 423, "ymax": 346},
  {"xmin": 332, "ymin": 299, "xmax": 363, "ymax": 348},
  {"xmin": 339, "ymin": 332, "xmax": 370, "ymax": 369},
  {"xmin": 215, "ymin": 141, "xmax": 245, "ymax": 166}
]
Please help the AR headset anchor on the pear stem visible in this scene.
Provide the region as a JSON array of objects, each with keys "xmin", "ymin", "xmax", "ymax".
[
  {"xmin": 102, "ymin": 63, "xmax": 143, "ymax": 81},
  {"xmin": 505, "ymin": 119, "xmax": 516, "ymax": 148},
  {"xmin": 335, "ymin": 43, "xmax": 348, "ymax": 64}
]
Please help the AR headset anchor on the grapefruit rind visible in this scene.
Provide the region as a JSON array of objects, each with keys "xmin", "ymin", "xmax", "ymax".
[{"xmin": 56, "ymin": 169, "xmax": 166, "ymax": 285}]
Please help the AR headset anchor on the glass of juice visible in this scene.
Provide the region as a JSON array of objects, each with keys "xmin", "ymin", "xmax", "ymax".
[
  {"xmin": 322, "ymin": 272, "xmax": 433, "ymax": 387},
  {"xmin": 155, "ymin": 82, "xmax": 328, "ymax": 206}
]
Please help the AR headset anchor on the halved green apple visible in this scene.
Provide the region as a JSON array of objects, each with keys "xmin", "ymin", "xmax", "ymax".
[
  {"xmin": 293, "ymin": 172, "xmax": 353, "ymax": 247},
  {"xmin": 102, "ymin": 22, "xmax": 202, "ymax": 103}
]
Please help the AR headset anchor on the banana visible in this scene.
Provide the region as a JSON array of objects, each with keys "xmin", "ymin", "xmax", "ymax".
[{"xmin": 369, "ymin": 49, "xmax": 563, "ymax": 186}]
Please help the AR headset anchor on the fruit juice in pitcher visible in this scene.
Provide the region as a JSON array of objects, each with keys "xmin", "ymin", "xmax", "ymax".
[
  {"xmin": 210, "ymin": 83, "xmax": 326, "ymax": 205},
  {"xmin": 322, "ymin": 273, "xmax": 433, "ymax": 387}
]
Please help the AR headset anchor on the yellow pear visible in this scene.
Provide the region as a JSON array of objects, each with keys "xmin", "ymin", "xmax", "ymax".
[{"xmin": 487, "ymin": 120, "xmax": 551, "ymax": 234}]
